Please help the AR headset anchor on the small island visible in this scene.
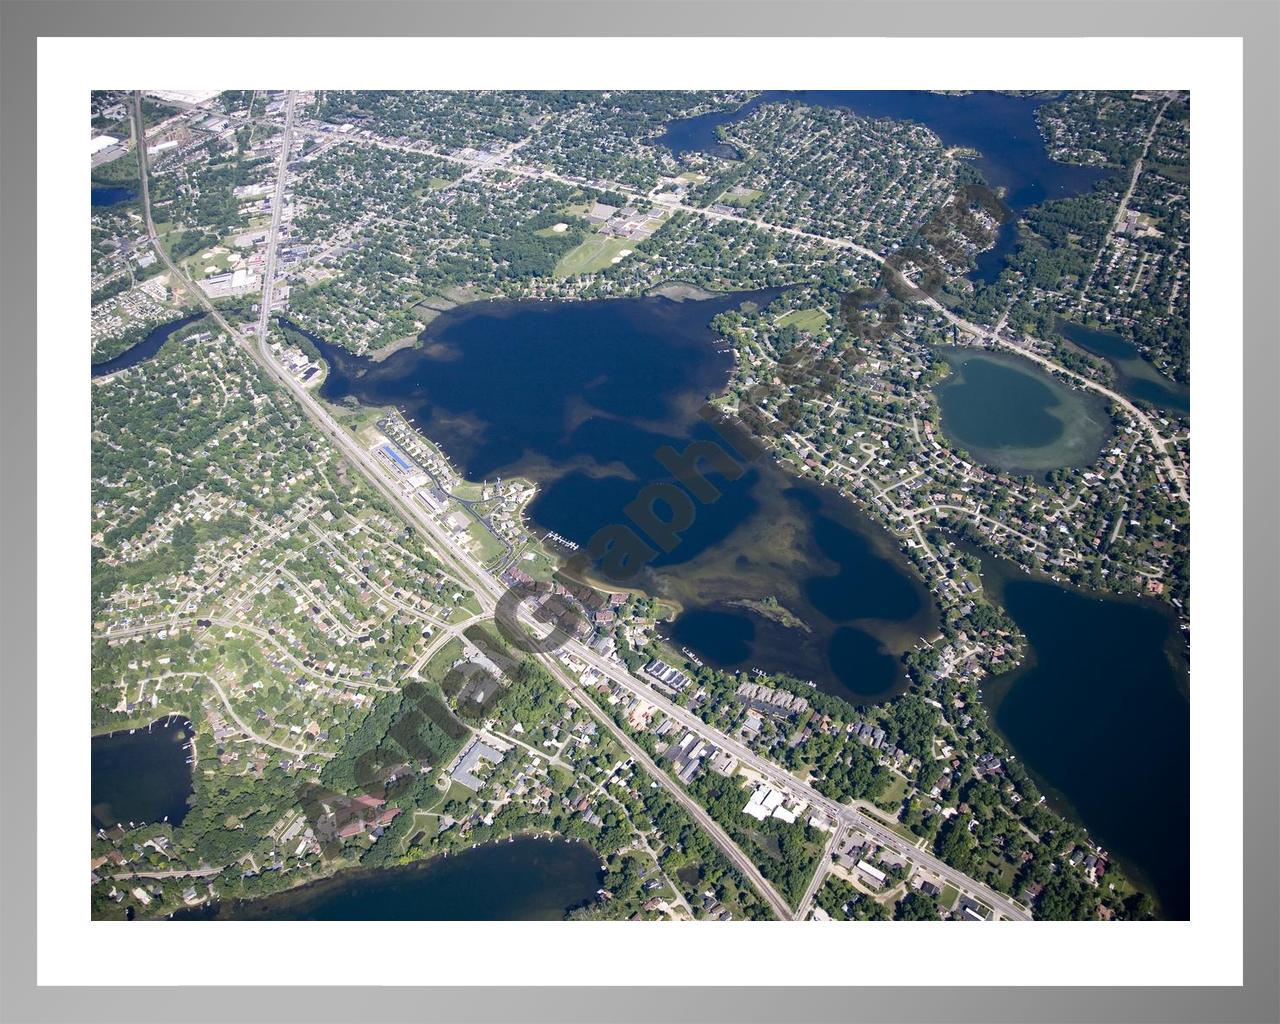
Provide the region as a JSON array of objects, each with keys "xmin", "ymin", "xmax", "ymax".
[{"xmin": 728, "ymin": 595, "xmax": 812, "ymax": 633}]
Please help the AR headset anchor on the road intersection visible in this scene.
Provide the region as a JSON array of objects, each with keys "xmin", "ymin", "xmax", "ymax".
[
  {"xmin": 332, "ymin": 119, "xmax": 1188, "ymax": 506},
  {"xmin": 133, "ymin": 91, "xmax": 1032, "ymax": 922}
]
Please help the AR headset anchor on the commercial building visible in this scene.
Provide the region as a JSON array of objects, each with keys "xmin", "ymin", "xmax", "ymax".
[
  {"xmin": 855, "ymin": 860, "xmax": 887, "ymax": 886},
  {"xmin": 449, "ymin": 738, "xmax": 506, "ymax": 792},
  {"xmin": 742, "ymin": 784, "xmax": 799, "ymax": 824},
  {"xmin": 198, "ymin": 266, "xmax": 259, "ymax": 298}
]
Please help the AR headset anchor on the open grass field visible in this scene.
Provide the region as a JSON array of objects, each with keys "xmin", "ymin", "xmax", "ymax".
[
  {"xmin": 468, "ymin": 519, "xmax": 507, "ymax": 565},
  {"xmin": 721, "ymin": 187, "xmax": 763, "ymax": 207},
  {"xmin": 515, "ymin": 544, "xmax": 559, "ymax": 582},
  {"xmin": 422, "ymin": 637, "xmax": 465, "ymax": 687},
  {"xmin": 554, "ymin": 233, "xmax": 635, "ymax": 277},
  {"xmin": 411, "ymin": 179, "xmax": 455, "ymax": 198},
  {"xmin": 873, "ymin": 772, "xmax": 910, "ymax": 811},
  {"xmin": 182, "ymin": 245, "xmax": 238, "ymax": 279},
  {"xmin": 776, "ymin": 306, "xmax": 829, "ymax": 333},
  {"xmin": 331, "ymin": 401, "xmax": 394, "ymax": 438},
  {"xmin": 977, "ymin": 852, "xmax": 1019, "ymax": 893}
]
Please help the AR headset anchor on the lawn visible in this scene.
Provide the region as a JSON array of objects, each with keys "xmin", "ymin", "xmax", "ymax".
[
  {"xmin": 463, "ymin": 620, "xmax": 510, "ymax": 660},
  {"xmin": 873, "ymin": 772, "xmax": 910, "ymax": 812},
  {"xmin": 721, "ymin": 187, "xmax": 763, "ymax": 207},
  {"xmin": 776, "ymin": 307, "xmax": 829, "ymax": 334},
  {"xmin": 339, "ymin": 403, "xmax": 396, "ymax": 438},
  {"xmin": 1148, "ymin": 161, "xmax": 1189, "ymax": 185},
  {"xmin": 422, "ymin": 637, "xmax": 465, "ymax": 688},
  {"xmin": 151, "ymin": 221, "xmax": 181, "ymax": 254},
  {"xmin": 978, "ymin": 852, "xmax": 1019, "ymax": 893},
  {"xmin": 182, "ymin": 246, "xmax": 236, "ymax": 279},
  {"xmin": 468, "ymin": 519, "xmax": 507, "ymax": 565},
  {"xmin": 451, "ymin": 597, "xmax": 481, "ymax": 622},
  {"xmin": 514, "ymin": 544, "xmax": 559, "ymax": 582},
  {"xmin": 554, "ymin": 233, "xmax": 636, "ymax": 277}
]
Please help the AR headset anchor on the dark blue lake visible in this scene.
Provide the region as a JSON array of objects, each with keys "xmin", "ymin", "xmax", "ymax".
[
  {"xmin": 1055, "ymin": 318, "xmax": 1190, "ymax": 415},
  {"xmin": 91, "ymin": 314, "xmax": 205, "ymax": 378},
  {"xmin": 660, "ymin": 91, "xmax": 1115, "ymax": 284},
  {"xmin": 175, "ymin": 836, "xmax": 603, "ymax": 920},
  {"xmin": 972, "ymin": 547, "xmax": 1189, "ymax": 920},
  {"xmin": 92, "ymin": 716, "xmax": 195, "ymax": 829},
  {"xmin": 304, "ymin": 293, "xmax": 939, "ymax": 705},
  {"xmin": 297, "ymin": 286, "xmax": 1189, "ymax": 916},
  {"xmin": 92, "ymin": 185, "xmax": 138, "ymax": 207}
]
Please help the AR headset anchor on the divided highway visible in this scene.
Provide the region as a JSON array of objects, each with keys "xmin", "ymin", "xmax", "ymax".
[{"xmin": 132, "ymin": 91, "xmax": 1029, "ymax": 922}]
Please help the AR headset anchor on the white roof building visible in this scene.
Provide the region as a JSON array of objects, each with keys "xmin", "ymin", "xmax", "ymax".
[
  {"xmin": 856, "ymin": 860, "xmax": 887, "ymax": 885},
  {"xmin": 90, "ymin": 135, "xmax": 119, "ymax": 155},
  {"xmin": 743, "ymin": 785, "xmax": 797, "ymax": 823},
  {"xmin": 146, "ymin": 89, "xmax": 221, "ymax": 106}
]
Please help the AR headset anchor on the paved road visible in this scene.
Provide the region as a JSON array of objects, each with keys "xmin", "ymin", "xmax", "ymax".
[
  {"xmin": 259, "ymin": 118, "xmax": 1024, "ymax": 918},
  {"xmin": 381, "ymin": 124, "xmax": 1190, "ymax": 507},
  {"xmin": 1086, "ymin": 97, "xmax": 1173, "ymax": 290},
  {"xmin": 133, "ymin": 90, "xmax": 794, "ymax": 921},
  {"xmin": 795, "ymin": 823, "xmax": 841, "ymax": 919},
  {"xmin": 705, "ymin": 210, "xmax": 1189, "ymax": 503},
  {"xmin": 322, "ymin": 117, "xmax": 1189, "ymax": 505},
  {"xmin": 255, "ymin": 91, "xmax": 297, "ymax": 352},
  {"xmin": 240, "ymin": 95, "xmax": 794, "ymax": 920},
  {"xmin": 133, "ymin": 93, "xmax": 1025, "ymax": 921},
  {"xmin": 926, "ymin": 303, "xmax": 1190, "ymax": 503},
  {"xmin": 671, "ymin": 190, "xmax": 1190, "ymax": 505},
  {"xmin": 111, "ymin": 866, "xmax": 222, "ymax": 881},
  {"xmin": 556, "ymin": 671, "xmax": 793, "ymax": 921},
  {"xmin": 566, "ymin": 643, "xmax": 1032, "ymax": 921},
  {"xmin": 280, "ymin": 354, "xmax": 1021, "ymax": 917}
]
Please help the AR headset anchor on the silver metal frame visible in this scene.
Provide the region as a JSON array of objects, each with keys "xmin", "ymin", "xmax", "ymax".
[{"xmin": 2, "ymin": 2, "xmax": 1275, "ymax": 1020}]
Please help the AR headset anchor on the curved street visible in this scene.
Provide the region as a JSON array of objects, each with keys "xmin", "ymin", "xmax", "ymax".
[{"xmin": 133, "ymin": 90, "xmax": 1032, "ymax": 922}]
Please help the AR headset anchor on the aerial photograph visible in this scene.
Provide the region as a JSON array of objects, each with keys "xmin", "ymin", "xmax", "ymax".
[{"xmin": 89, "ymin": 88, "xmax": 1190, "ymax": 924}]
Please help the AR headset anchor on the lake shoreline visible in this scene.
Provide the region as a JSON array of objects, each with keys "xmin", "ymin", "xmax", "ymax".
[
  {"xmin": 169, "ymin": 832, "xmax": 605, "ymax": 921},
  {"xmin": 304, "ymin": 288, "xmax": 946, "ymax": 703},
  {"xmin": 92, "ymin": 714, "xmax": 195, "ymax": 831},
  {"xmin": 91, "ymin": 313, "xmax": 206, "ymax": 378},
  {"xmin": 1054, "ymin": 317, "xmax": 1189, "ymax": 415},
  {"xmin": 645, "ymin": 280, "xmax": 723, "ymax": 302},
  {"xmin": 961, "ymin": 539, "xmax": 1189, "ymax": 919},
  {"xmin": 931, "ymin": 344, "xmax": 1115, "ymax": 476},
  {"xmin": 365, "ymin": 332, "xmax": 423, "ymax": 362}
]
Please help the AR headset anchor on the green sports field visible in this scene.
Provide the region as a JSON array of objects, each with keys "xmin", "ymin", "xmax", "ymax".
[{"xmin": 554, "ymin": 234, "xmax": 636, "ymax": 277}]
